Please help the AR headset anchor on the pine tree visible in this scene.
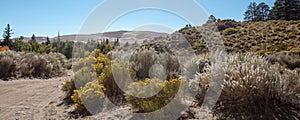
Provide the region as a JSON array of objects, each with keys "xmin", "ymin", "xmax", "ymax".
[
  {"xmin": 105, "ymin": 39, "xmax": 109, "ymax": 44},
  {"xmin": 244, "ymin": 2, "xmax": 258, "ymax": 22},
  {"xmin": 31, "ymin": 34, "xmax": 36, "ymax": 42},
  {"xmin": 57, "ymin": 32, "xmax": 61, "ymax": 41},
  {"xmin": 114, "ymin": 38, "xmax": 120, "ymax": 46},
  {"xmin": 45, "ymin": 36, "xmax": 51, "ymax": 45},
  {"xmin": 2, "ymin": 24, "xmax": 13, "ymax": 46},
  {"xmin": 256, "ymin": 2, "xmax": 270, "ymax": 21}
]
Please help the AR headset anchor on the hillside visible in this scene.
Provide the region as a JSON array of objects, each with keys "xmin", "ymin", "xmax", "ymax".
[{"xmin": 179, "ymin": 20, "xmax": 300, "ymax": 55}]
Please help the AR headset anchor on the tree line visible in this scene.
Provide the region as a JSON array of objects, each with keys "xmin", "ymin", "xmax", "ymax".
[
  {"xmin": 244, "ymin": 0, "xmax": 300, "ymax": 22},
  {"xmin": 0, "ymin": 24, "xmax": 117, "ymax": 59}
]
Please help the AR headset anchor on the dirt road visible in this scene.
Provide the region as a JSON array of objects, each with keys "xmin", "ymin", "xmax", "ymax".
[{"xmin": 0, "ymin": 72, "xmax": 73, "ymax": 120}]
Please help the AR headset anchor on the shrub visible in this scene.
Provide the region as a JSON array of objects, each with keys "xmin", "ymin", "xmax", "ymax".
[
  {"xmin": 290, "ymin": 48, "xmax": 300, "ymax": 55},
  {"xmin": 30, "ymin": 54, "xmax": 52, "ymax": 77},
  {"xmin": 222, "ymin": 28, "xmax": 238, "ymax": 35},
  {"xmin": 129, "ymin": 43, "xmax": 180, "ymax": 80},
  {"xmin": 73, "ymin": 66, "xmax": 97, "ymax": 89},
  {"xmin": 125, "ymin": 78, "xmax": 188, "ymax": 112},
  {"xmin": 65, "ymin": 59, "xmax": 73, "ymax": 69},
  {"xmin": 49, "ymin": 52, "xmax": 67, "ymax": 68},
  {"xmin": 61, "ymin": 79, "xmax": 76, "ymax": 103},
  {"xmin": 72, "ymin": 56, "xmax": 94, "ymax": 72},
  {"xmin": 70, "ymin": 51, "xmax": 111, "ymax": 90},
  {"xmin": 97, "ymin": 62, "xmax": 136, "ymax": 105},
  {"xmin": 63, "ymin": 49, "xmax": 127, "ymax": 115},
  {"xmin": 183, "ymin": 54, "xmax": 210, "ymax": 79},
  {"xmin": 196, "ymin": 53, "xmax": 300, "ymax": 119},
  {"xmin": 215, "ymin": 19, "xmax": 240, "ymax": 31},
  {"xmin": 192, "ymin": 43, "xmax": 206, "ymax": 50},
  {"xmin": 0, "ymin": 51, "xmax": 66, "ymax": 79},
  {"xmin": 267, "ymin": 53, "xmax": 300, "ymax": 70},
  {"xmin": 19, "ymin": 53, "xmax": 66, "ymax": 78},
  {"xmin": 71, "ymin": 80, "xmax": 106, "ymax": 115},
  {"xmin": 0, "ymin": 56, "xmax": 17, "ymax": 78}
]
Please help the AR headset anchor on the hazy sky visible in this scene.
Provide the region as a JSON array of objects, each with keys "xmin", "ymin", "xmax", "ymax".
[{"xmin": 0, "ymin": 0, "xmax": 275, "ymax": 37}]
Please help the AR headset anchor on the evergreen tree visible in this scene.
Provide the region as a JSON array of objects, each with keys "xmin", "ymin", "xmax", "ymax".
[
  {"xmin": 114, "ymin": 38, "xmax": 120, "ymax": 46},
  {"xmin": 2, "ymin": 24, "xmax": 13, "ymax": 47},
  {"xmin": 244, "ymin": 2, "xmax": 258, "ymax": 22},
  {"xmin": 256, "ymin": 2, "xmax": 270, "ymax": 21},
  {"xmin": 244, "ymin": 2, "xmax": 271, "ymax": 21},
  {"xmin": 31, "ymin": 34, "xmax": 36, "ymax": 42},
  {"xmin": 45, "ymin": 36, "xmax": 51, "ymax": 45},
  {"xmin": 57, "ymin": 32, "xmax": 61, "ymax": 41},
  {"xmin": 269, "ymin": 0, "xmax": 300, "ymax": 20},
  {"xmin": 105, "ymin": 39, "xmax": 109, "ymax": 44}
]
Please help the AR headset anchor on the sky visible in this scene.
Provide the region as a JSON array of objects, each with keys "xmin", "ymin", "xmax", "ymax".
[{"xmin": 0, "ymin": 0, "xmax": 275, "ymax": 38}]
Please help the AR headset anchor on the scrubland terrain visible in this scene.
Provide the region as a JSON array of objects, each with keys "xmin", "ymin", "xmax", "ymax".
[{"xmin": 1, "ymin": 20, "xmax": 300, "ymax": 120}]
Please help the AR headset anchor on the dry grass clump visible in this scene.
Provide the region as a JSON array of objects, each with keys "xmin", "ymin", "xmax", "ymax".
[
  {"xmin": 196, "ymin": 53, "xmax": 300, "ymax": 119},
  {"xmin": 0, "ymin": 50, "xmax": 66, "ymax": 79}
]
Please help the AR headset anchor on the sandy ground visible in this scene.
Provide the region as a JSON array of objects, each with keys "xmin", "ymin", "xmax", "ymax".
[
  {"xmin": 0, "ymin": 71, "xmax": 74, "ymax": 120},
  {"xmin": 0, "ymin": 70, "xmax": 198, "ymax": 120},
  {"xmin": 0, "ymin": 71, "xmax": 133, "ymax": 120}
]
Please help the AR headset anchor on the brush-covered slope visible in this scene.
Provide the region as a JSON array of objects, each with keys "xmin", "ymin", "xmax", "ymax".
[{"xmin": 180, "ymin": 20, "xmax": 300, "ymax": 55}]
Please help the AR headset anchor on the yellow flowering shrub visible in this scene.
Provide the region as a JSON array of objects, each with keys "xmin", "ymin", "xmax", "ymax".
[
  {"xmin": 63, "ymin": 49, "xmax": 113, "ymax": 114},
  {"xmin": 71, "ymin": 80, "xmax": 106, "ymax": 114},
  {"xmin": 125, "ymin": 78, "xmax": 188, "ymax": 112},
  {"xmin": 97, "ymin": 62, "xmax": 136, "ymax": 104},
  {"xmin": 93, "ymin": 54, "xmax": 111, "ymax": 75}
]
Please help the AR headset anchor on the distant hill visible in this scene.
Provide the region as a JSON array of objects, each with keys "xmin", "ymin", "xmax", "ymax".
[{"xmin": 20, "ymin": 31, "xmax": 168, "ymax": 45}]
